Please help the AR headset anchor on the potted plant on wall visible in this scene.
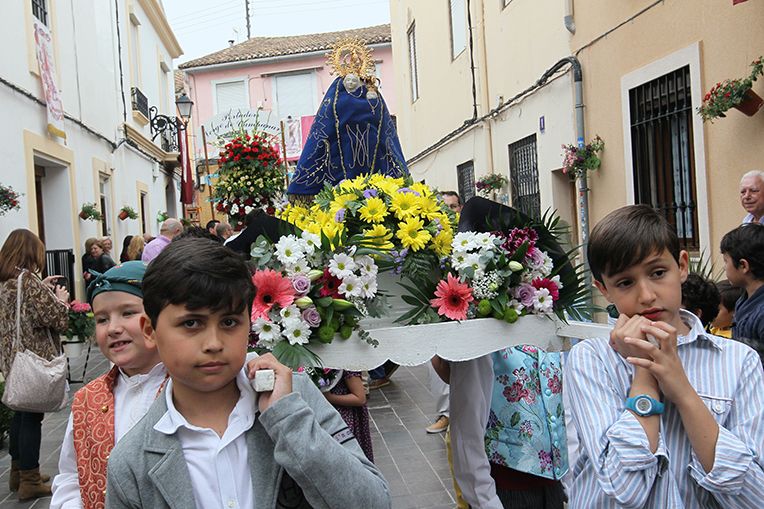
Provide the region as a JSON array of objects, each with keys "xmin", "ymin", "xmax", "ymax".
[
  {"xmin": 61, "ymin": 300, "xmax": 95, "ymax": 358},
  {"xmin": 698, "ymin": 56, "xmax": 764, "ymax": 122},
  {"xmin": 156, "ymin": 210, "xmax": 169, "ymax": 223},
  {"xmin": 118, "ymin": 205, "xmax": 138, "ymax": 221},
  {"xmin": 0, "ymin": 184, "xmax": 22, "ymax": 216},
  {"xmin": 79, "ymin": 202, "xmax": 103, "ymax": 221},
  {"xmin": 561, "ymin": 135, "xmax": 605, "ymax": 180}
]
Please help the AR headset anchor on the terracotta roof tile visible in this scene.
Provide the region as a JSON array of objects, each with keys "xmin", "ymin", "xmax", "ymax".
[{"xmin": 179, "ymin": 24, "xmax": 390, "ymax": 70}]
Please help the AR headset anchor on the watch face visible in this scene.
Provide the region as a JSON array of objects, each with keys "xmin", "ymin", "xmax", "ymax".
[{"xmin": 636, "ymin": 397, "xmax": 653, "ymax": 414}]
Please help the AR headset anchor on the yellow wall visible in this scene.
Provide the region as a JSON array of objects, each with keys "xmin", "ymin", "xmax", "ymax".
[{"xmin": 571, "ymin": 0, "xmax": 764, "ymax": 260}]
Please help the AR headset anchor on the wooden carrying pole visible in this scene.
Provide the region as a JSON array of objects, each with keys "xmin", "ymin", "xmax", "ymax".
[{"xmin": 201, "ymin": 126, "xmax": 215, "ymax": 219}]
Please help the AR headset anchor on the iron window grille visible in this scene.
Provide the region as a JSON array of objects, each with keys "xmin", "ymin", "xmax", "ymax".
[
  {"xmin": 629, "ymin": 65, "xmax": 698, "ymax": 250},
  {"xmin": 31, "ymin": 0, "xmax": 48, "ymax": 25},
  {"xmin": 457, "ymin": 161, "xmax": 476, "ymax": 203},
  {"xmin": 508, "ymin": 134, "xmax": 541, "ymax": 219},
  {"xmin": 131, "ymin": 86, "xmax": 149, "ymax": 119}
]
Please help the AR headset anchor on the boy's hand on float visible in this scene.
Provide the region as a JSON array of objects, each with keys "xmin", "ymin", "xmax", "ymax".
[
  {"xmin": 247, "ymin": 353, "xmax": 293, "ymax": 412},
  {"xmin": 624, "ymin": 321, "xmax": 693, "ymax": 404},
  {"xmin": 610, "ymin": 314, "xmax": 652, "ymax": 359}
]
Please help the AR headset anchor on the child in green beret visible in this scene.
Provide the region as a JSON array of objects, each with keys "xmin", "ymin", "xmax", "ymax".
[{"xmin": 50, "ymin": 261, "xmax": 167, "ymax": 509}]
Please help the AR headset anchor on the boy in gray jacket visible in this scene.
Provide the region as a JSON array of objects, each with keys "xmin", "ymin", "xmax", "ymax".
[{"xmin": 105, "ymin": 238, "xmax": 391, "ymax": 509}]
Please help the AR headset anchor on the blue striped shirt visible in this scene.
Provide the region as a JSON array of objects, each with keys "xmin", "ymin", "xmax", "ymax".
[{"xmin": 566, "ymin": 310, "xmax": 764, "ymax": 508}]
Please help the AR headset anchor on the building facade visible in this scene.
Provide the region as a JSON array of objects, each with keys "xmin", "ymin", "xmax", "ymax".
[
  {"xmin": 390, "ymin": 0, "xmax": 580, "ymax": 233},
  {"xmin": 0, "ymin": 0, "xmax": 183, "ymax": 297},
  {"xmin": 391, "ymin": 0, "xmax": 764, "ymax": 263},
  {"xmin": 178, "ymin": 24, "xmax": 396, "ymax": 228}
]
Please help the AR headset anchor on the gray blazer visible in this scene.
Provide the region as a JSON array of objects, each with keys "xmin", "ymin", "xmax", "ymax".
[{"xmin": 105, "ymin": 373, "xmax": 391, "ymax": 509}]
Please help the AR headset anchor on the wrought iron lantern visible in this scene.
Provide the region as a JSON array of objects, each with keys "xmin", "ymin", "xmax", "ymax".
[{"xmin": 149, "ymin": 93, "xmax": 194, "ymax": 152}]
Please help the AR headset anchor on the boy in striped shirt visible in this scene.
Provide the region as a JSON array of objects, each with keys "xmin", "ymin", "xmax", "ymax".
[{"xmin": 566, "ymin": 205, "xmax": 764, "ymax": 508}]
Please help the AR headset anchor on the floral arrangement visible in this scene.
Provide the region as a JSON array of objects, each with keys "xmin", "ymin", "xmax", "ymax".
[
  {"xmin": 279, "ymin": 174, "xmax": 457, "ymax": 284},
  {"xmin": 0, "ymin": 184, "xmax": 21, "ymax": 216},
  {"xmin": 476, "ymin": 174, "xmax": 508, "ymax": 197},
  {"xmin": 298, "ymin": 367, "xmax": 344, "ymax": 392},
  {"xmin": 248, "ymin": 229, "xmax": 386, "ymax": 367},
  {"xmin": 698, "ymin": 57, "xmax": 764, "ymax": 122},
  {"xmin": 561, "ymin": 136, "xmax": 604, "ymax": 179},
  {"xmin": 398, "ymin": 210, "xmax": 589, "ymax": 325},
  {"xmin": 213, "ymin": 131, "xmax": 285, "ymax": 228},
  {"xmin": 64, "ymin": 300, "xmax": 95, "ymax": 340},
  {"xmin": 118, "ymin": 205, "xmax": 138, "ymax": 220},
  {"xmin": 79, "ymin": 203, "xmax": 103, "ymax": 222}
]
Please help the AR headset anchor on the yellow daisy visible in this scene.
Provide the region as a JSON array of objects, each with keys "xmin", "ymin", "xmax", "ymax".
[
  {"xmin": 329, "ymin": 192, "xmax": 358, "ymax": 213},
  {"xmin": 363, "ymin": 224, "xmax": 394, "ymax": 251},
  {"xmin": 417, "ymin": 195, "xmax": 441, "ymax": 219},
  {"xmin": 390, "ymin": 191, "xmax": 421, "ymax": 220},
  {"xmin": 396, "ymin": 217, "xmax": 432, "ymax": 251},
  {"xmin": 411, "ymin": 182, "xmax": 433, "ymax": 198},
  {"xmin": 359, "ymin": 197, "xmax": 389, "ymax": 223},
  {"xmin": 431, "ymin": 230, "xmax": 454, "ymax": 257}
]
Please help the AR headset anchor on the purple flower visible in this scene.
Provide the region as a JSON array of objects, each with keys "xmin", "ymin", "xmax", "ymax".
[
  {"xmin": 363, "ymin": 189, "xmax": 378, "ymax": 199},
  {"xmin": 514, "ymin": 283, "xmax": 536, "ymax": 307},
  {"xmin": 335, "ymin": 208, "xmax": 346, "ymax": 222},
  {"xmin": 302, "ymin": 307, "xmax": 321, "ymax": 327},
  {"xmin": 397, "ymin": 187, "xmax": 421, "ymax": 196},
  {"xmin": 291, "ymin": 275, "xmax": 311, "ymax": 295}
]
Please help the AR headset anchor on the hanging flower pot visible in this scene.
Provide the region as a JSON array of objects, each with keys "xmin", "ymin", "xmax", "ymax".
[
  {"xmin": 734, "ymin": 88, "xmax": 764, "ymax": 117},
  {"xmin": 118, "ymin": 206, "xmax": 137, "ymax": 221},
  {"xmin": 78, "ymin": 210, "xmax": 89, "ymax": 220}
]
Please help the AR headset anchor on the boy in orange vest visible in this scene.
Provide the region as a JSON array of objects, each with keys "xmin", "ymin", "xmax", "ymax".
[{"xmin": 50, "ymin": 261, "xmax": 167, "ymax": 509}]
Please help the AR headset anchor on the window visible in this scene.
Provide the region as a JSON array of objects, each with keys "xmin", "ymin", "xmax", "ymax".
[
  {"xmin": 273, "ymin": 72, "xmax": 315, "ymax": 120},
  {"xmin": 408, "ymin": 23, "xmax": 419, "ymax": 101},
  {"xmin": 457, "ymin": 161, "xmax": 476, "ymax": 202},
  {"xmin": 31, "ymin": 0, "xmax": 48, "ymax": 25},
  {"xmin": 629, "ymin": 65, "xmax": 698, "ymax": 250},
  {"xmin": 99, "ymin": 174, "xmax": 112, "ymax": 236},
  {"xmin": 508, "ymin": 134, "xmax": 540, "ymax": 219},
  {"xmin": 129, "ymin": 18, "xmax": 141, "ymax": 86},
  {"xmin": 449, "ymin": 0, "xmax": 467, "ymax": 59},
  {"xmin": 374, "ymin": 62, "xmax": 383, "ymax": 89},
  {"xmin": 215, "ymin": 80, "xmax": 248, "ymax": 114},
  {"xmin": 139, "ymin": 191, "xmax": 148, "ymax": 234}
]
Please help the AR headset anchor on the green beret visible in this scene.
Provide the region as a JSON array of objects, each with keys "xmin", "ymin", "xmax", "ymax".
[{"xmin": 87, "ymin": 261, "xmax": 146, "ymax": 304}]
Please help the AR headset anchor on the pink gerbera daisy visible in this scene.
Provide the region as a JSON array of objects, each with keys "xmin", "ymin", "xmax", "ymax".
[
  {"xmin": 251, "ymin": 269, "xmax": 296, "ymax": 320},
  {"xmin": 430, "ymin": 273, "xmax": 474, "ymax": 321}
]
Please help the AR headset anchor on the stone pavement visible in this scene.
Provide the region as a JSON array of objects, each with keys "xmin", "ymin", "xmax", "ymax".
[{"xmin": 0, "ymin": 350, "xmax": 456, "ymax": 509}]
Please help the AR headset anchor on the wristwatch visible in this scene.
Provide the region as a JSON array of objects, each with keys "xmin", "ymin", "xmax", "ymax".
[{"xmin": 625, "ymin": 395, "xmax": 664, "ymax": 417}]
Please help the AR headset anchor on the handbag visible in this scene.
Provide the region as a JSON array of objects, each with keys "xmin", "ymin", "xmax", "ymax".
[{"xmin": 1, "ymin": 272, "xmax": 69, "ymax": 413}]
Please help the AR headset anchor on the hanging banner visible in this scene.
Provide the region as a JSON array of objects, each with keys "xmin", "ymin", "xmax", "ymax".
[
  {"xmin": 283, "ymin": 116, "xmax": 303, "ymax": 161},
  {"xmin": 33, "ymin": 19, "xmax": 65, "ymax": 139},
  {"xmin": 732, "ymin": 0, "xmax": 748, "ymax": 4}
]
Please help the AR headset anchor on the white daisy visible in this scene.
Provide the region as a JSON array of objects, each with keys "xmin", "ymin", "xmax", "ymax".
[
  {"xmin": 279, "ymin": 305, "xmax": 301, "ymax": 323},
  {"xmin": 339, "ymin": 274, "xmax": 364, "ymax": 298},
  {"xmin": 252, "ymin": 317, "xmax": 283, "ymax": 345},
  {"xmin": 300, "ymin": 231, "xmax": 321, "ymax": 255},
  {"xmin": 328, "ymin": 253, "xmax": 357, "ymax": 279},
  {"xmin": 285, "ymin": 259, "xmax": 310, "ymax": 276},
  {"xmin": 275, "ymin": 235, "xmax": 304, "ymax": 265},
  {"xmin": 283, "ymin": 320, "xmax": 311, "ymax": 345},
  {"xmin": 532, "ymin": 288, "xmax": 554, "ymax": 314},
  {"xmin": 360, "ymin": 276, "xmax": 378, "ymax": 298},
  {"xmin": 355, "ymin": 255, "xmax": 378, "ymax": 277}
]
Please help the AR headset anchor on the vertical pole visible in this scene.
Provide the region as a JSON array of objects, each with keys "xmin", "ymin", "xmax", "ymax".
[
  {"xmin": 201, "ymin": 126, "xmax": 214, "ymax": 219},
  {"xmin": 245, "ymin": 0, "xmax": 251, "ymax": 39},
  {"xmin": 280, "ymin": 120, "xmax": 289, "ymax": 189}
]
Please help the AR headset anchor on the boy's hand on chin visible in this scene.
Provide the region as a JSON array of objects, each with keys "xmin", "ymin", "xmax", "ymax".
[
  {"xmin": 610, "ymin": 314, "xmax": 653, "ymax": 359},
  {"xmin": 624, "ymin": 321, "xmax": 693, "ymax": 404},
  {"xmin": 247, "ymin": 353, "xmax": 293, "ymax": 413}
]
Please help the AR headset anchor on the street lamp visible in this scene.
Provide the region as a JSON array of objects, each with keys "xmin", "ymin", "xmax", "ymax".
[{"xmin": 149, "ymin": 93, "xmax": 195, "ymax": 152}]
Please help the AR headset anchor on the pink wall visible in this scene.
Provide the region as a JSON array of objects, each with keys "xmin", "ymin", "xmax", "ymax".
[{"xmin": 186, "ymin": 44, "xmax": 397, "ymax": 156}]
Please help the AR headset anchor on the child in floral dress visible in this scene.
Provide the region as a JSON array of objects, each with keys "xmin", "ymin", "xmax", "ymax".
[{"xmin": 324, "ymin": 370, "xmax": 374, "ymax": 462}]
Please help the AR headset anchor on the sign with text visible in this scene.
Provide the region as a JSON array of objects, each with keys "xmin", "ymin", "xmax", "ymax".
[{"xmin": 198, "ymin": 108, "xmax": 281, "ymax": 157}]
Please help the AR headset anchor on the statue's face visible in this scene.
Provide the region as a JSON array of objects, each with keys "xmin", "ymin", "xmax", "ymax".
[{"xmin": 343, "ymin": 74, "xmax": 361, "ymax": 93}]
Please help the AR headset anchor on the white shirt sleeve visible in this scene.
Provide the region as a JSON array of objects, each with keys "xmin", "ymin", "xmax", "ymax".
[
  {"xmin": 449, "ymin": 355, "xmax": 503, "ymax": 509},
  {"xmin": 50, "ymin": 413, "xmax": 83, "ymax": 509}
]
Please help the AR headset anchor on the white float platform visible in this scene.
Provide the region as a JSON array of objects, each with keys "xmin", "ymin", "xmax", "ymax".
[{"xmin": 307, "ymin": 316, "xmax": 612, "ymax": 370}]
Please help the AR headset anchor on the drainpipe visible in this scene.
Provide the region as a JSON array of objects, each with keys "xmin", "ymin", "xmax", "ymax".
[
  {"xmin": 564, "ymin": 0, "xmax": 576, "ymax": 34},
  {"xmin": 475, "ymin": 0, "xmax": 496, "ymax": 187}
]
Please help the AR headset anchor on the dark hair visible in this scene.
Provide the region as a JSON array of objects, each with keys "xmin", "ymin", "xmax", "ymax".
[
  {"xmin": 588, "ymin": 205, "xmax": 680, "ymax": 284},
  {"xmin": 441, "ymin": 191, "xmax": 461, "ymax": 205},
  {"xmin": 681, "ymin": 273, "xmax": 720, "ymax": 327},
  {"xmin": 120, "ymin": 235, "xmax": 134, "ymax": 263},
  {"xmin": 173, "ymin": 226, "xmax": 218, "ymax": 242},
  {"xmin": 716, "ymin": 280, "xmax": 744, "ymax": 312},
  {"xmin": 720, "ymin": 223, "xmax": 764, "ymax": 280},
  {"xmin": 142, "ymin": 238, "xmax": 254, "ymax": 327},
  {"xmin": 205, "ymin": 220, "xmax": 220, "ymax": 231}
]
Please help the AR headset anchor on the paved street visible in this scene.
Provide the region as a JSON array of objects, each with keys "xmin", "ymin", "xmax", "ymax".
[{"xmin": 0, "ymin": 351, "xmax": 456, "ymax": 509}]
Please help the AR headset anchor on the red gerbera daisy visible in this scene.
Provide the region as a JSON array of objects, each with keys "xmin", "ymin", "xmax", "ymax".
[
  {"xmin": 251, "ymin": 269, "xmax": 295, "ymax": 320},
  {"xmin": 430, "ymin": 273, "xmax": 474, "ymax": 321},
  {"xmin": 318, "ymin": 268, "xmax": 342, "ymax": 299}
]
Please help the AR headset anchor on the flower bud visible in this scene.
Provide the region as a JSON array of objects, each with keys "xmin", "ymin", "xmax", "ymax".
[
  {"xmin": 332, "ymin": 299, "xmax": 354, "ymax": 310},
  {"xmin": 508, "ymin": 261, "xmax": 524, "ymax": 272},
  {"xmin": 294, "ymin": 297, "xmax": 313, "ymax": 309},
  {"xmin": 307, "ymin": 269, "xmax": 324, "ymax": 281}
]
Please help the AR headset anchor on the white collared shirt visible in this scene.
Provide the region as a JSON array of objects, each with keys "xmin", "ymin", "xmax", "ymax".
[
  {"xmin": 742, "ymin": 213, "xmax": 764, "ymax": 224},
  {"xmin": 153, "ymin": 369, "xmax": 256, "ymax": 509},
  {"xmin": 51, "ymin": 363, "xmax": 168, "ymax": 509}
]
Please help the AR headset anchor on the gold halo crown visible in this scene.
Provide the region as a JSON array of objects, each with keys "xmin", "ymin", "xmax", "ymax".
[{"xmin": 327, "ymin": 36, "xmax": 375, "ymax": 80}]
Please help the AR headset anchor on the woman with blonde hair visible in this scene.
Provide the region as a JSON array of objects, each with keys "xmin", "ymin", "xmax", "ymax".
[
  {"xmin": 127, "ymin": 234, "xmax": 145, "ymax": 261},
  {"xmin": 0, "ymin": 229, "xmax": 69, "ymax": 500}
]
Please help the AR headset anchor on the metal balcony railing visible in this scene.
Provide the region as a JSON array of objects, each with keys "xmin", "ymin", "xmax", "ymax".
[{"xmin": 131, "ymin": 87, "xmax": 149, "ymax": 119}]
